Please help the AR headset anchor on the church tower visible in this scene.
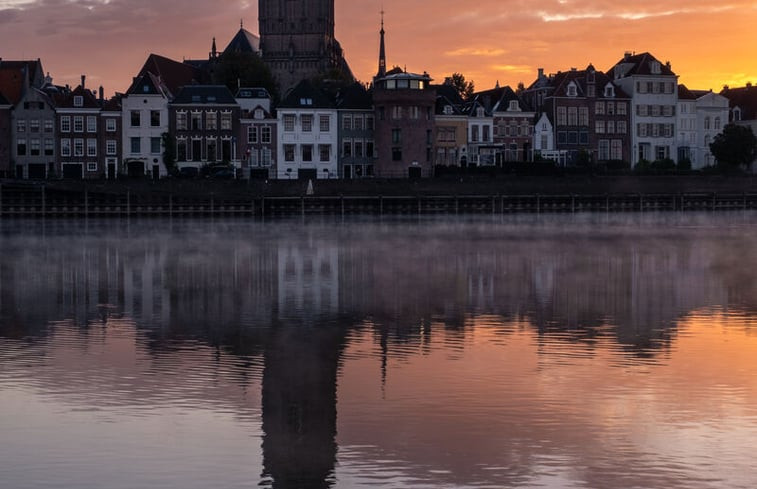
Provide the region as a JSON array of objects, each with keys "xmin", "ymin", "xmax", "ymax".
[{"xmin": 258, "ymin": 0, "xmax": 352, "ymax": 95}]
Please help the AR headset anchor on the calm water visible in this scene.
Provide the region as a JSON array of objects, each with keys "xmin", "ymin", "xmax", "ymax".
[{"xmin": 1, "ymin": 214, "xmax": 757, "ymax": 489}]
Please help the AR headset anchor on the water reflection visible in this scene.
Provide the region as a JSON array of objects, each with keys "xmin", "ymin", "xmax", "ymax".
[{"xmin": 1, "ymin": 214, "xmax": 757, "ymax": 488}]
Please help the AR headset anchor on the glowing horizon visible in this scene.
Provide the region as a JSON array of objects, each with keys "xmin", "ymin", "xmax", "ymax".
[{"xmin": 0, "ymin": 0, "xmax": 755, "ymax": 96}]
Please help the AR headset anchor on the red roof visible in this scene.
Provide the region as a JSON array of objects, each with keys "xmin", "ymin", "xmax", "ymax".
[
  {"xmin": 0, "ymin": 68, "xmax": 24, "ymax": 105},
  {"xmin": 136, "ymin": 54, "xmax": 203, "ymax": 96}
]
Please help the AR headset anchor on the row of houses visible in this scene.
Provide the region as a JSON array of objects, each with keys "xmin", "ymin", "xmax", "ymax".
[{"xmin": 1, "ymin": 26, "xmax": 755, "ymax": 180}]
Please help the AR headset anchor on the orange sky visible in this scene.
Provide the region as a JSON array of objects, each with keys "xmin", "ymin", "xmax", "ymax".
[{"xmin": 0, "ymin": 0, "xmax": 756, "ymax": 96}]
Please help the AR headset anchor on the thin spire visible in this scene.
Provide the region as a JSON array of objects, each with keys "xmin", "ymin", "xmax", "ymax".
[
  {"xmin": 240, "ymin": 18, "xmax": 244, "ymax": 29},
  {"xmin": 377, "ymin": 9, "xmax": 386, "ymax": 78}
]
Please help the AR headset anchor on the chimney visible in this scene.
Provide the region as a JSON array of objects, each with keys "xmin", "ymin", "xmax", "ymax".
[
  {"xmin": 624, "ymin": 51, "xmax": 632, "ymax": 61},
  {"xmin": 81, "ymin": 74, "xmax": 86, "ymax": 89},
  {"xmin": 99, "ymin": 86, "xmax": 104, "ymax": 103},
  {"xmin": 538, "ymin": 68, "xmax": 544, "ymax": 79}
]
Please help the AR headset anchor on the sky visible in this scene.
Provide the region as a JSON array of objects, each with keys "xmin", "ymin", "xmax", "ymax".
[{"xmin": 0, "ymin": 0, "xmax": 756, "ymax": 96}]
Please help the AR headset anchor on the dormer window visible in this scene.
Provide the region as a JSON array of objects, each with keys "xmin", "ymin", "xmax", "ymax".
[
  {"xmin": 508, "ymin": 100, "xmax": 519, "ymax": 111},
  {"xmin": 587, "ymin": 70, "xmax": 595, "ymax": 83},
  {"xmin": 73, "ymin": 96, "xmax": 83, "ymax": 107},
  {"xmin": 254, "ymin": 109, "xmax": 264, "ymax": 119},
  {"xmin": 191, "ymin": 95, "xmax": 201, "ymax": 103},
  {"xmin": 604, "ymin": 84, "xmax": 615, "ymax": 98},
  {"xmin": 567, "ymin": 83, "xmax": 577, "ymax": 97},
  {"xmin": 300, "ymin": 98, "xmax": 313, "ymax": 106},
  {"xmin": 650, "ymin": 61, "xmax": 661, "ymax": 74},
  {"xmin": 443, "ymin": 105, "xmax": 453, "ymax": 115},
  {"xmin": 476, "ymin": 107, "xmax": 485, "ymax": 118},
  {"xmin": 143, "ymin": 85, "xmax": 150, "ymax": 93},
  {"xmin": 733, "ymin": 107, "xmax": 742, "ymax": 122}
]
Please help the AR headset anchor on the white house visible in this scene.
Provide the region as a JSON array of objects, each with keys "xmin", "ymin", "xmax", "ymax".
[
  {"xmin": 276, "ymin": 80, "xmax": 338, "ymax": 180},
  {"xmin": 121, "ymin": 73, "xmax": 171, "ymax": 177},
  {"xmin": 610, "ymin": 52, "xmax": 679, "ymax": 163},
  {"xmin": 694, "ymin": 90, "xmax": 729, "ymax": 168}
]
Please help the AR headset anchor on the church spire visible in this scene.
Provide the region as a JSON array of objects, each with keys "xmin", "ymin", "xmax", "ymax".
[{"xmin": 377, "ymin": 10, "xmax": 386, "ymax": 78}]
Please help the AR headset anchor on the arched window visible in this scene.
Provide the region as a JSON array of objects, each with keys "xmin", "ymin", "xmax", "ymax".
[
  {"xmin": 704, "ymin": 117, "xmax": 710, "ymax": 130},
  {"xmin": 714, "ymin": 117, "xmax": 721, "ymax": 130}
]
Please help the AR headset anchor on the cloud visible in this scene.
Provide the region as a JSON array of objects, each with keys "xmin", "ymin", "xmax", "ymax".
[{"xmin": 444, "ymin": 48, "xmax": 508, "ymax": 57}]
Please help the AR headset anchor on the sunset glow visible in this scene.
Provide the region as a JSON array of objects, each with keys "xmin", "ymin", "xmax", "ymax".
[{"xmin": 1, "ymin": 0, "xmax": 755, "ymax": 95}]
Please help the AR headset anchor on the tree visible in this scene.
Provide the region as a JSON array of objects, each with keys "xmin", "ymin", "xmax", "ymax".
[
  {"xmin": 443, "ymin": 73, "xmax": 475, "ymax": 101},
  {"xmin": 709, "ymin": 124, "xmax": 757, "ymax": 169},
  {"xmin": 212, "ymin": 51, "xmax": 279, "ymax": 102}
]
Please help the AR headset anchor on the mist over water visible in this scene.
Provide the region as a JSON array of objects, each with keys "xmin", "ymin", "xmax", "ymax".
[{"xmin": 1, "ymin": 214, "xmax": 757, "ymax": 489}]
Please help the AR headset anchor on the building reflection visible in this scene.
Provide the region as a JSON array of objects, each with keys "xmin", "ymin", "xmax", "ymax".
[{"xmin": 0, "ymin": 218, "xmax": 754, "ymax": 487}]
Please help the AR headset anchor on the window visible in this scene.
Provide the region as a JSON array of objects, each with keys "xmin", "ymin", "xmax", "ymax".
[
  {"xmin": 651, "ymin": 105, "xmax": 661, "ymax": 117},
  {"xmin": 87, "ymin": 162, "xmax": 97, "ymax": 172},
  {"xmin": 73, "ymin": 116, "xmax": 84, "ymax": 132},
  {"xmin": 44, "ymin": 139, "xmax": 54, "ymax": 156},
  {"xmin": 130, "ymin": 110, "xmax": 141, "ymax": 127},
  {"xmin": 177, "ymin": 139, "xmax": 187, "ymax": 161},
  {"xmin": 604, "ymin": 85, "xmax": 615, "ymax": 98},
  {"xmin": 130, "ymin": 137, "xmax": 141, "ymax": 154},
  {"xmin": 568, "ymin": 107, "xmax": 577, "ymax": 126},
  {"xmin": 655, "ymin": 145, "xmax": 668, "ymax": 160},
  {"xmin": 61, "ymin": 139, "xmax": 71, "ymax": 157},
  {"xmin": 366, "ymin": 140, "xmax": 375, "ymax": 158},
  {"xmin": 638, "ymin": 123, "xmax": 648, "ymax": 137},
  {"xmin": 579, "ymin": 130, "xmax": 588, "ymax": 145},
  {"xmin": 637, "ymin": 105, "xmax": 648, "ymax": 117},
  {"xmin": 617, "ymin": 121, "xmax": 627, "ymax": 134},
  {"xmin": 29, "ymin": 120, "xmax": 40, "ymax": 133},
  {"xmin": 354, "ymin": 140, "xmax": 363, "ymax": 158},
  {"xmin": 61, "ymin": 116, "xmax": 71, "ymax": 132},
  {"xmin": 714, "ymin": 117, "xmax": 721, "ymax": 130},
  {"xmin": 176, "ymin": 112, "xmax": 188, "ymax": 130},
  {"xmin": 30, "ymin": 138, "xmax": 40, "ymax": 156},
  {"xmin": 567, "ymin": 83, "xmax": 577, "ymax": 97},
  {"xmin": 320, "ymin": 114, "xmax": 331, "ymax": 131},
  {"xmin": 392, "ymin": 106, "xmax": 402, "ymax": 119},
  {"xmin": 150, "ymin": 110, "xmax": 161, "ymax": 127},
  {"xmin": 220, "ymin": 112, "xmax": 232, "ymax": 130},
  {"xmin": 598, "ymin": 139, "xmax": 610, "ymax": 160},
  {"xmin": 557, "ymin": 131, "xmax": 567, "ymax": 144},
  {"xmin": 607, "ymin": 102, "xmax": 615, "ymax": 115},
  {"xmin": 44, "ymin": 120, "xmax": 53, "ymax": 133},
  {"xmin": 302, "ymin": 144, "xmax": 313, "ymax": 162},
  {"xmin": 343, "ymin": 115, "xmax": 352, "ymax": 130},
  {"xmin": 611, "ymin": 140, "xmax": 623, "ymax": 160},
  {"xmin": 150, "ymin": 137, "xmax": 161, "ymax": 154},
  {"xmin": 206, "ymin": 139, "xmax": 217, "ymax": 161},
  {"xmin": 261, "ymin": 126, "xmax": 272, "ymax": 144},
  {"xmin": 617, "ymin": 102, "xmax": 627, "ymax": 116},
  {"xmin": 249, "ymin": 148, "xmax": 259, "ymax": 166},
  {"xmin": 206, "ymin": 112, "xmax": 217, "ymax": 130},
  {"xmin": 191, "ymin": 112, "xmax": 202, "ymax": 130},
  {"xmin": 607, "ymin": 121, "xmax": 615, "ymax": 134},
  {"xmin": 354, "ymin": 115, "xmax": 364, "ymax": 131},
  {"xmin": 17, "ymin": 120, "xmax": 27, "ymax": 133},
  {"xmin": 662, "ymin": 105, "xmax": 674, "ymax": 117},
  {"xmin": 106, "ymin": 140, "xmax": 117, "ymax": 155},
  {"xmin": 87, "ymin": 116, "xmax": 97, "ymax": 133},
  {"xmin": 248, "ymin": 126, "xmax": 258, "ymax": 144},
  {"xmin": 319, "ymin": 144, "xmax": 330, "ymax": 162},
  {"xmin": 704, "ymin": 117, "xmax": 711, "ymax": 130},
  {"xmin": 283, "ymin": 114, "xmax": 295, "ymax": 131},
  {"xmin": 392, "ymin": 128, "xmax": 401, "ymax": 145},
  {"xmin": 579, "ymin": 107, "xmax": 588, "ymax": 126},
  {"xmin": 557, "ymin": 107, "xmax": 567, "ymax": 125},
  {"xmin": 366, "ymin": 115, "xmax": 374, "ymax": 130},
  {"xmin": 595, "ymin": 102, "xmax": 605, "ymax": 115},
  {"xmin": 471, "ymin": 125, "xmax": 479, "ymax": 142},
  {"xmin": 191, "ymin": 139, "xmax": 202, "ymax": 161},
  {"xmin": 568, "ymin": 131, "xmax": 577, "ymax": 145},
  {"xmin": 342, "ymin": 140, "xmax": 352, "ymax": 157},
  {"xmin": 284, "ymin": 144, "xmax": 295, "ymax": 162},
  {"xmin": 74, "ymin": 95, "xmax": 84, "ymax": 107},
  {"xmin": 74, "ymin": 138, "xmax": 84, "ymax": 156},
  {"xmin": 106, "ymin": 118, "xmax": 116, "ymax": 132},
  {"xmin": 254, "ymin": 109, "xmax": 264, "ymax": 119},
  {"xmin": 595, "ymin": 121, "xmax": 605, "ymax": 134},
  {"xmin": 392, "ymin": 147, "xmax": 402, "ymax": 161},
  {"xmin": 261, "ymin": 148, "xmax": 272, "ymax": 166},
  {"xmin": 301, "ymin": 114, "xmax": 313, "ymax": 132},
  {"xmin": 410, "ymin": 106, "xmax": 420, "ymax": 119},
  {"xmin": 483, "ymin": 125, "xmax": 490, "ymax": 142},
  {"xmin": 509, "ymin": 100, "xmax": 519, "ymax": 111},
  {"xmin": 87, "ymin": 139, "xmax": 97, "ymax": 156}
]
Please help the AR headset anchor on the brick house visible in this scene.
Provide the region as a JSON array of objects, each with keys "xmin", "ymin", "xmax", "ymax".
[
  {"xmin": 54, "ymin": 78, "xmax": 105, "ymax": 179},
  {"xmin": 337, "ymin": 82, "xmax": 375, "ymax": 179},
  {"xmin": 238, "ymin": 87, "xmax": 277, "ymax": 179}
]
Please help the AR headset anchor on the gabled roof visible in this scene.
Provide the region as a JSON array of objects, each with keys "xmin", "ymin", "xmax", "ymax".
[
  {"xmin": 434, "ymin": 84, "xmax": 464, "ymax": 105},
  {"xmin": 336, "ymin": 82, "xmax": 372, "ymax": 110},
  {"xmin": 223, "ymin": 28, "xmax": 260, "ymax": 55},
  {"xmin": 136, "ymin": 54, "xmax": 203, "ymax": 95},
  {"xmin": 172, "ymin": 85, "xmax": 237, "ymax": 105},
  {"xmin": 678, "ymin": 84, "xmax": 697, "ymax": 100},
  {"xmin": 493, "ymin": 86, "xmax": 533, "ymax": 113},
  {"xmin": 721, "ymin": 85, "xmax": 757, "ymax": 120},
  {"xmin": 461, "ymin": 98, "xmax": 492, "ymax": 117},
  {"xmin": 126, "ymin": 72, "xmax": 169, "ymax": 97},
  {"xmin": 53, "ymin": 85, "xmax": 101, "ymax": 109},
  {"xmin": 279, "ymin": 80, "xmax": 335, "ymax": 109},
  {"xmin": 0, "ymin": 59, "xmax": 45, "ymax": 88},
  {"xmin": 608, "ymin": 52, "xmax": 676, "ymax": 78},
  {"xmin": 0, "ymin": 67, "xmax": 24, "ymax": 105}
]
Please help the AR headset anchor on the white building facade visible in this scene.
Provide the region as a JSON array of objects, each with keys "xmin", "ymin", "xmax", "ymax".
[{"xmin": 121, "ymin": 74, "xmax": 171, "ymax": 177}]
